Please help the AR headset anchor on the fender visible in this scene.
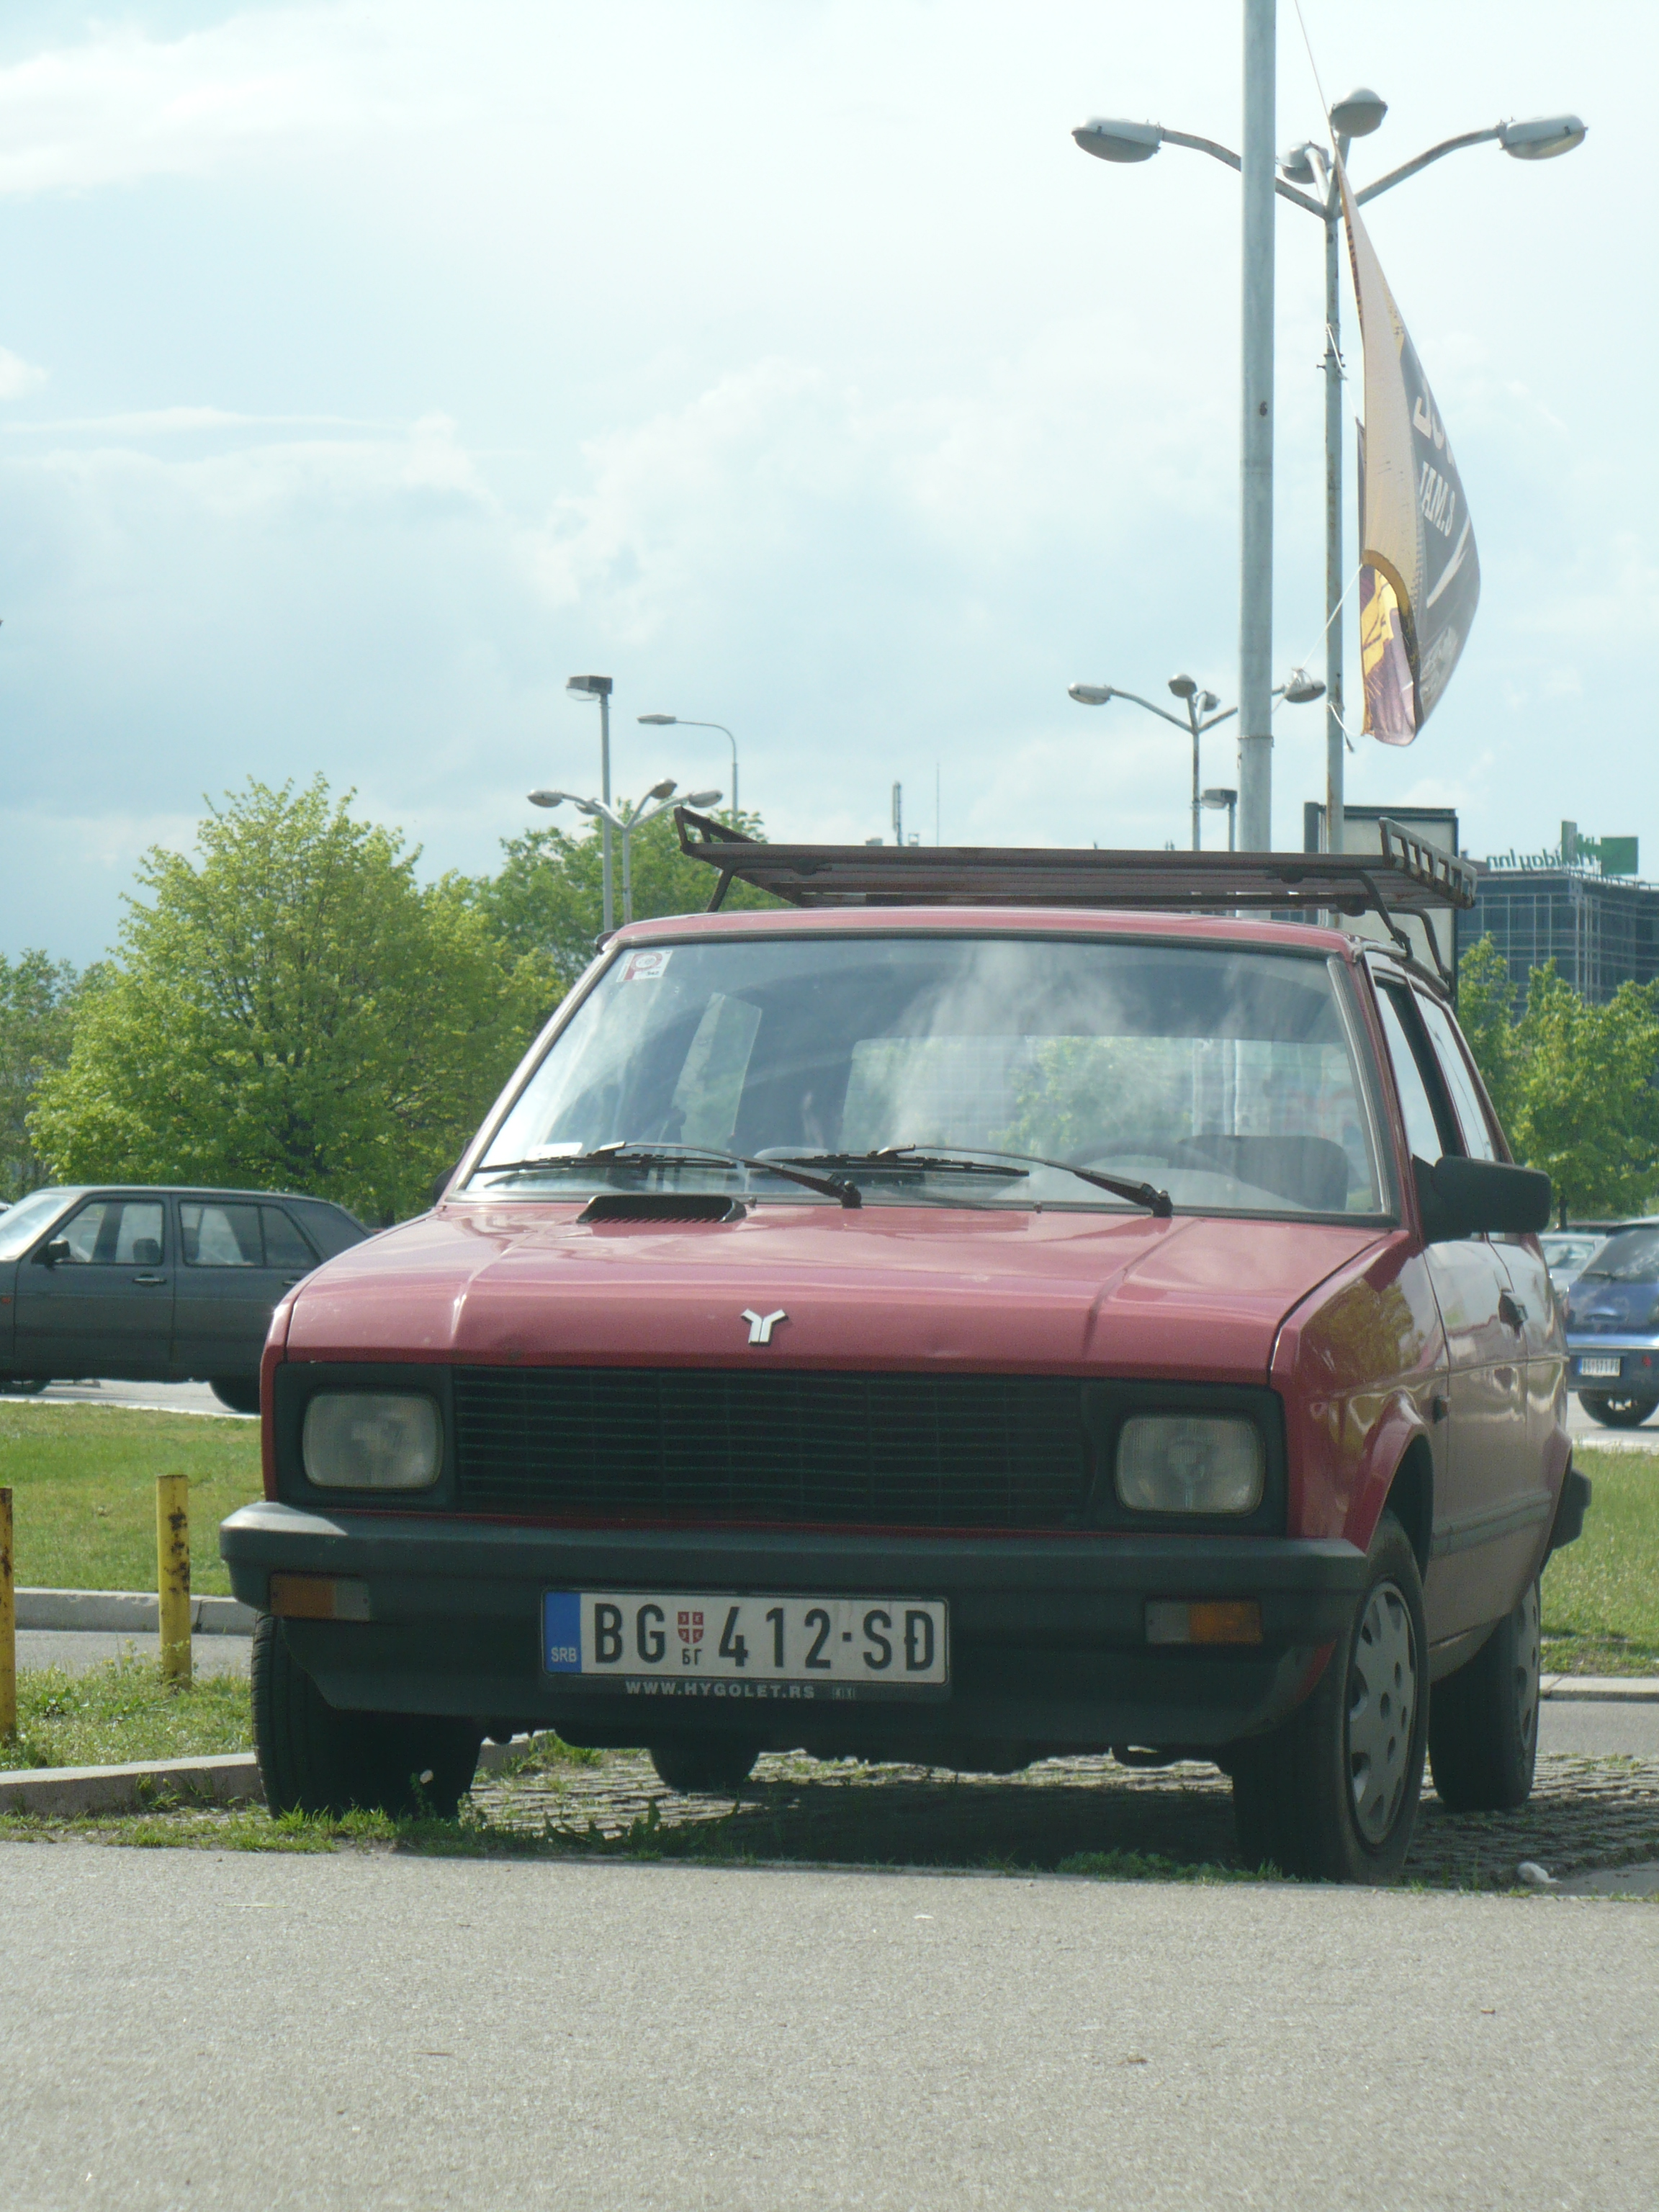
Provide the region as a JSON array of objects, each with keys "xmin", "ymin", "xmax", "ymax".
[
  {"xmin": 1271, "ymin": 1231, "xmax": 1447, "ymax": 1555},
  {"xmin": 261, "ymin": 1295, "xmax": 297, "ymax": 1501}
]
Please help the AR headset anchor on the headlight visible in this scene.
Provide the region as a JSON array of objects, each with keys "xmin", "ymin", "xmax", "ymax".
[
  {"xmin": 1115, "ymin": 1413, "xmax": 1264, "ymax": 1516},
  {"xmin": 302, "ymin": 1393, "xmax": 442, "ymax": 1491}
]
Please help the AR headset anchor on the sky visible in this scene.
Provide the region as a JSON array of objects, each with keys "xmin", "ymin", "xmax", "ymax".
[{"xmin": 0, "ymin": 0, "xmax": 1648, "ymax": 966}]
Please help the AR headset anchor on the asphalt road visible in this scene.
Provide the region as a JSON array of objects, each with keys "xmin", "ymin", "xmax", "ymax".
[{"xmin": 1, "ymin": 1842, "xmax": 1655, "ymax": 2212}]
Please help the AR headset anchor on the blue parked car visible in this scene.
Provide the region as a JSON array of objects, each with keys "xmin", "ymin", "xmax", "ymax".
[{"xmin": 1565, "ymin": 1222, "xmax": 1659, "ymax": 1426}]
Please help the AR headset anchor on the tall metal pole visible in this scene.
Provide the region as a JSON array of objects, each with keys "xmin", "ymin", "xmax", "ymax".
[
  {"xmin": 1323, "ymin": 140, "xmax": 1349, "ymax": 855},
  {"xmin": 1238, "ymin": 0, "xmax": 1276, "ymax": 850},
  {"xmin": 598, "ymin": 689, "xmax": 614, "ymax": 934},
  {"xmin": 1187, "ymin": 700, "xmax": 1202, "ymax": 851}
]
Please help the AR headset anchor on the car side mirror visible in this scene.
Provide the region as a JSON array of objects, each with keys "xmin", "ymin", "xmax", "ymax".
[
  {"xmin": 37, "ymin": 1238, "xmax": 71, "ymax": 1267},
  {"xmin": 1413, "ymin": 1154, "xmax": 1552, "ymax": 1244}
]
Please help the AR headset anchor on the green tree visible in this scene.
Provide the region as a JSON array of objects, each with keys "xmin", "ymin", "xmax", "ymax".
[
  {"xmin": 1457, "ymin": 935, "xmax": 1659, "ymax": 1219},
  {"xmin": 479, "ymin": 806, "xmax": 780, "ymax": 991},
  {"xmin": 30, "ymin": 779, "xmax": 551, "ymax": 1222},
  {"xmin": 0, "ymin": 950, "xmax": 88, "ymax": 1201}
]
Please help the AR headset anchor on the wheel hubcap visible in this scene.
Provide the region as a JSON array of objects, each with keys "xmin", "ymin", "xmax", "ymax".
[
  {"xmin": 1514, "ymin": 1578, "xmax": 1541, "ymax": 1761},
  {"xmin": 1347, "ymin": 1581, "xmax": 1418, "ymax": 1845}
]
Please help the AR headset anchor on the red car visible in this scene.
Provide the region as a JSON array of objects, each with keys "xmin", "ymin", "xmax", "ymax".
[{"xmin": 222, "ymin": 824, "xmax": 1585, "ymax": 1881}]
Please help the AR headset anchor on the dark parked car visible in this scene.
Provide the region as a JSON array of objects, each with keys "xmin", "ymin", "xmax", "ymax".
[
  {"xmin": 1564, "ymin": 1221, "xmax": 1659, "ymax": 1427},
  {"xmin": 0, "ymin": 1185, "xmax": 368, "ymax": 1412}
]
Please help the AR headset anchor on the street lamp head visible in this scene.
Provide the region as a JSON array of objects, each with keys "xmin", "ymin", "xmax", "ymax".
[
  {"xmin": 565, "ymin": 674, "xmax": 613, "ymax": 700},
  {"xmin": 1498, "ymin": 114, "xmax": 1588, "ymax": 161},
  {"xmin": 645, "ymin": 778, "xmax": 678, "ymax": 801},
  {"xmin": 528, "ymin": 788, "xmax": 572, "ymax": 808},
  {"xmin": 637, "ymin": 712, "xmax": 676, "ymax": 725},
  {"xmin": 1072, "ymin": 117, "xmax": 1163, "ymax": 164},
  {"xmin": 1197, "ymin": 691, "xmax": 1220, "ymax": 715},
  {"xmin": 1166, "ymin": 673, "xmax": 1198, "ymax": 701},
  {"xmin": 1279, "ymin": 142, "xmax": 1319, "ymax": 185},
  {"xmin": 684, "ymin": 789, "xmax": 723, "ymax": 809},
  {"xmin": 1280, "ymin": 669, "xmax": 1326, "ymax": 705},
  {"xmin": 1200, "ymin": 787, "xmax": 1237, "ymax": 809},
  {"xmin": 1329, "ymin": 87, "xmax": 1388, "ymax": 140},
  {"xmin": 1067, "ymin": 683, "xmax": 1114, "ymax": 706}
]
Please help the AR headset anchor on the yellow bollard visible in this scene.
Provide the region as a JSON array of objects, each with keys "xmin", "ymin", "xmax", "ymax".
[
  {"xmin": 156, "ymin": 1473, "xmax": 192, "ymax": 1685},
  {"xmin": 0, "ymin": 1485, "xmax": 14, "ymax": 1740}
]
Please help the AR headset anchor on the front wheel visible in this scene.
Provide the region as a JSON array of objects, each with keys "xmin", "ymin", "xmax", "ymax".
[
  {"xmin": 251, "ymin": 1615, "xmax": 482, "ymax": 1817},
  {"xmin": 1429, "ymin": 1578, "xmax": 1540, "ymax": 1812},
  {"xmin": 1231, "ymin": 1511, "xmax": 1427, "ymax": 1883},
  {"xmin": 1577, "ymin": 1390, "xmax": 1658, "ymax": 1429}
]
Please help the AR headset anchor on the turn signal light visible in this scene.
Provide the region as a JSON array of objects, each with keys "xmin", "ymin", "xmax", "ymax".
[
  {"xmin": 1146, "ymin": 1599, "xmax": 1263, "ymax": 1646},
  {"xmin": 268, "ymin": 1573, "xmax": 372, "ymax": 1622}
]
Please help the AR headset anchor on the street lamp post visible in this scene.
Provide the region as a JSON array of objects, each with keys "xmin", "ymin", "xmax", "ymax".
[
  {"xmin": 638, "ymin": 715, "xmax": 739, "ymax": 818},
  {"xmin": 1069, "ymin": 667, "xmax": 1321, "ymax": 846},
  {"xmin": 1074, "ymin": 91, "xmax": 1586, "ymax": 854},
  {"xmin": 566, "ymin": 675, "xmax": 615, "ymax": 930},
  {"xmin": 528, "ymin": 778, "xmax": 724, "ymax": 926},
  {"xmin": 1202, "ymin": 786, "xmax": 1239, "ymax": 852}
]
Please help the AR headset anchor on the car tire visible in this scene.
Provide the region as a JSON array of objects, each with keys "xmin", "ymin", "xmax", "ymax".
[
  {"xmin": 1231, "ymin": 1511, "xmax": 1427, "ymax": 1883},
  {"xmin": 1577, "ymin": 1390, "xmax": 1658, "ymax": 1429},
  {"xmin": 1428, "ymin": 1578, "xmax": 1541, "ymax": 1812},
  {"xmin": 210, "ymin": 1376, "xmax": 262, "ymax": 1416},
  {"xmin": 649, "ymin": 1737, "xmax": 761, "ymax": 1794},
  {"xmin": 251, "ymin": 1614, "xmax": 482, "ymax": 1818}
]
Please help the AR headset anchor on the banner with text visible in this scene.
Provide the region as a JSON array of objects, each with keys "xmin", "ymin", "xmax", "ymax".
[{"xmin": 1341, "ymin": 163, "xmax": 1480, "ymax": 745}]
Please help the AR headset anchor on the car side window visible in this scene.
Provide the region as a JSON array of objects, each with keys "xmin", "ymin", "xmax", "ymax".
[
  {"xmin": 181, "ymin": 1202, "xmax": 262, "ymax": 1267},
  {"xmin": 261, "ymin": 1206, "xmax": 318, "ymax": 1271},
  {"xmin": 1412, "ymin": 992, "xmax": 1499, "ymax": 1161},
  {"xmin": 1375, "ymin": 984, "xmax": 1458, "ymax": 1163},
  {"xmin": 54, "ymin": 1199, "xmax": 165, "ymax": 1267}
]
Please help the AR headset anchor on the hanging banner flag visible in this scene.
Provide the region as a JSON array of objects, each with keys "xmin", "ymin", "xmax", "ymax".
[{"xmin": 1340, "ymin": 163, "xmax": 1480, "ymax": 745}]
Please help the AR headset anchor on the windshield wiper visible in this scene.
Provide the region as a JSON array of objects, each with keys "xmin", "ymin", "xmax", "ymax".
[
  {"xmin": 472, "ymin": 1141, "xmax": 863, "ymax": 1209},
  {"xmin": 779, "ymin": 1146, "xmax": 1172, "ymax": 1218}
]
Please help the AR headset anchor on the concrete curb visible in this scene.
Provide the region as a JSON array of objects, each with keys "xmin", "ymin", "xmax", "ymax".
[
  {"xmin": 1542, "ymin": 1674, "xmax": 1659, "ymax": 1702},
  {"xmin": 0, "ymin": 1752, "xmax": 263, "ymax": 1817},
  {"xmin": 0, "ymin": 1735, "xmax": 539, "ymax": 1820},
  {"xmin": 16, "ymin": 1588, "xmax": 256, "ymax": 1636}
]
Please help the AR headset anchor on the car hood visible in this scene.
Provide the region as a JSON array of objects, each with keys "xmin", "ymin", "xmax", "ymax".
[{"xmin": 282, "ymin": 1202, "xmax": 1386, "ymax": 1385}]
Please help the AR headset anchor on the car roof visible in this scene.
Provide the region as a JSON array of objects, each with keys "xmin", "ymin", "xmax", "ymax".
[{"xmin": 25, "ymin": 1184, "xmax": 355, "ymax": 1213}]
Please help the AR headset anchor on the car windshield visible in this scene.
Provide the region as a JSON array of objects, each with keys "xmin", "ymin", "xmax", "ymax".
[
  {"xmin": 1578, "ymin": 1228, "xmax": 1659, "ymax": 1283},
  {"xmin": 472, "ymin": 935, "xmax": 1387, "ymax": 1218},
  {"xmin": 0, "ymin": 1187, "xmax": 81, "ymax": 1264}
]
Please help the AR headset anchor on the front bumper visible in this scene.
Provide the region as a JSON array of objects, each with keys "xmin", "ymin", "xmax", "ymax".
[{"xmin": 222, "ymin": 1503, "xmax": 1367, "ymax": 1757}]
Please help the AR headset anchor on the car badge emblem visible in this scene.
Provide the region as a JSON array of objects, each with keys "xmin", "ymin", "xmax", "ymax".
[{"xmin": 741, "ymin": 1307, "xmax": 787, "ymax": 1345}]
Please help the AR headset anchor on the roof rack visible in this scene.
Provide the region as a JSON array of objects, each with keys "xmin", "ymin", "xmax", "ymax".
[{"xmin": 677, "ymin": 806, "xmax": 1472, "ymax": 922}]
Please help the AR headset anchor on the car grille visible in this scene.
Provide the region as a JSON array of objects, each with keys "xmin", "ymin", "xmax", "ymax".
[{"xmin": 451, "ymin": 1367, "xmax": 1093, "ymax": 1529}]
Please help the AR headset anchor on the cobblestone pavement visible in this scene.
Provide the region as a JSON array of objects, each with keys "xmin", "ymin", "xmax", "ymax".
[{"xmin": 472, "ymin": 1748, "xmax": 1659, "ymax": 1888}]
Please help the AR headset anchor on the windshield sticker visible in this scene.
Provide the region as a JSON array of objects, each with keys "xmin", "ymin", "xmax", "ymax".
[{"xmin": 620, "ymin": 949, "xmax": 671, "ymax": 984}]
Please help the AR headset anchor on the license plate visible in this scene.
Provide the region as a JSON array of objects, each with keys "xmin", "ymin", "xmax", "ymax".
[
  {"xmin": 541, "ymin": 1591, "xmax": 949, "ymax": 1704},
  {"xmin": 1577, "ymin": 1356, "xmax": 1622, "ymax": 1378}
]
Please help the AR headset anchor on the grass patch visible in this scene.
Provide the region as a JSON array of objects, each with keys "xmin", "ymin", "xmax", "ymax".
[
  {"xmin": 0, "ymin": 1658, "xmax": 252, "ymax": 1771},
  {"xmin": 1544, "ymin": 1447, "xmax": 1659, "ymax": 1674},
  {"xmin": 0, "ymin": 1403, "xmax": 261, "ymax": 1594}
]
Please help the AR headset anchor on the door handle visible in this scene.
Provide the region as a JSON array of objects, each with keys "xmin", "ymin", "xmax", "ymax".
[
  {"xmin": 1498, "ymin": 1290, "xmax": 1527, "ymax": 1331},
  {"xmin": 131, "ymin": 1272, "xmax": 168, "ymax": 1287},
  {"xmin": 282, "ymin": 1275, "xmax": 307, "ymax": 1288}
]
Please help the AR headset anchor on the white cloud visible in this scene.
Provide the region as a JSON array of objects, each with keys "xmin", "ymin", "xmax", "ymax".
[{"xmin": 0, "ymin": 346, "xmax": 46, "ymax": 398}]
